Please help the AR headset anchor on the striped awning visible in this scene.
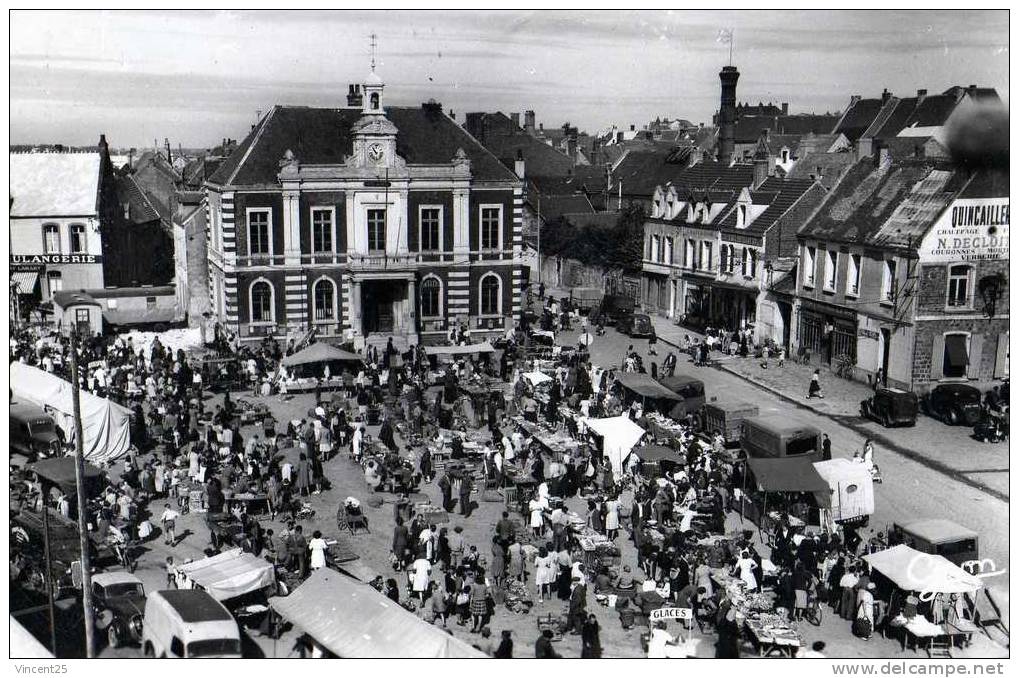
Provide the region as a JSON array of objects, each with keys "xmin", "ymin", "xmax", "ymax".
[{"xmin": 11, "ymin": 270, "xmax": 39, "ymax": 294}]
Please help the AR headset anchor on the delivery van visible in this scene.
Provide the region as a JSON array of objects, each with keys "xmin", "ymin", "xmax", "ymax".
[
  {"xmin": 740, "ymin": 416, "xmax": 821, "ymax": 462},
  {"xmin": 10, "ymin": 401, "xmax": 61, "ymax": 461},
  {"xmin": 142, "ymin": 590, "xmax": 242, "ymax": 658}
]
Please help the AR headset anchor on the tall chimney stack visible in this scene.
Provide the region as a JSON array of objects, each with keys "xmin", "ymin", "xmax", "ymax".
[
  {"xmin": 510, "ymin": 112, "xmax": 520, "ymax": 129},
  {"xmin": 718, "ymin": 65, "xmax": 740, "ymax": 164},
  {"xmin": 524, "ymin": 110, "xmax": 535, "ymax": 133}
]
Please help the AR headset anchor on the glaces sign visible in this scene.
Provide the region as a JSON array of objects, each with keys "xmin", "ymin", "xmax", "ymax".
[{"xmin": 919, "ymin": 198, "xmax": 1009, "ymax": 263}]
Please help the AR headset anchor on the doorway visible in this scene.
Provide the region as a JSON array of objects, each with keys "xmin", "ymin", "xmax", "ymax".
[
  {"xmin": 778, "ymin": 302, "xmax": 792, "ymax": 351},
  {"xmin": 361, "ymin": 279, "xmax": 407, "ymax": 335},
  {"xmin": 879, "ymin": 328, "xmax": 891, "ymax": 386}
]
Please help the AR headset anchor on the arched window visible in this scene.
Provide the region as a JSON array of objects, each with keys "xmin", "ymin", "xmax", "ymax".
[
  {"xmin": 480, "ymin": 274, "xmax": 501, "ymax": 315},
  {"xmin": 312, "ymin": 278, "xmax": 336, "ymax": 321},
  {"xmin": 370, "ymin": 92, "xmax": 380, "ymax": 110},
  {"xmin": 420, "ymin": 277, "xmax": 441, "ymax": 318},
  {"xmin": 69, "ymin": 224, "xmax": 86, "ymax": 254},
  {"xmin": 43, "ymin": 223, "xmax": 60, "ymax": 254},
  {"xmin": 250, "ymin": 280, "xmax": 274, "ymax": 323}
]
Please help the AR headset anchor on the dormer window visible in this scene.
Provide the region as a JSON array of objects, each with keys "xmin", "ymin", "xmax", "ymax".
[
  {"xmin": 738, "ymin": 204, "xmax": 748, "ymax": 228},
  {"xmin": 781, "ymin": 148, "xmax": 790, "ymax": 163}
]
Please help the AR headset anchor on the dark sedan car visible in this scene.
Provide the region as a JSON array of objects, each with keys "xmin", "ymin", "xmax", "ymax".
[
  {"xmin": 618, "ymin": 313, "xmax": 653, "ymax": 338},
  {"xmin": 92, "ymin": 571, "xmax": 146, "ymax": 648},
  {"xmin": 860, "ymin": 387, "xmax": 918, "ymax": 427},
  {"xmin": 921, "ymin": 383, "xmax": 983, "ymax": 426}
]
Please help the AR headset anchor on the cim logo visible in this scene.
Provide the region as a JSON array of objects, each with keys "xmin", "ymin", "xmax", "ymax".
[{"xmin": 905, "ymin": 554, "xmax": 1005, "ymax": 602}]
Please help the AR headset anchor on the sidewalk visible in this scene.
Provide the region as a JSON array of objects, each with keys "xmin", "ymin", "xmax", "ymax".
[{"xmin": 650, "ymin": 316, "xmax": 877, "ymax": 417}]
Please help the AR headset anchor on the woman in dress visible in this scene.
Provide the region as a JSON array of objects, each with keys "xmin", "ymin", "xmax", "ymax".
[
  {"xmin": 507, "ymin": 541, "xmax": 525, "ymax": 582},
  {"xmin": 490, "ymin": 537, "xmax": 506, "ymax": 587},
  {"xmin": 468, "ymin": 573, "xmax": 489, "ymax": 633},
  {"xmin": 534, "ymin": 546, "xmax": 553, "ymax": 602},
  {"xmin": 411, "ymin": 555, "xmax": 432, "ymax": 603},
  {"xmin": 308, "ymin": 530, "xmax": 328, "ymax": 571},
  {"xmin": 732, "ymin": 550, "xmax": 758, "ymax": 591},
  {"xmin": 529, "ymin": 498, "xmax": 545, "ymax": 539},
  {"xmin": 604, "ymin": 495, "xmax": 621, "ymax": 540}
]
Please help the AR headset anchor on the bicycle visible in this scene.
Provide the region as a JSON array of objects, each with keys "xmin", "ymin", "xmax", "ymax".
[{"xmin": 803, "ymin": 592, "xmax": 823, "ymax": 626}]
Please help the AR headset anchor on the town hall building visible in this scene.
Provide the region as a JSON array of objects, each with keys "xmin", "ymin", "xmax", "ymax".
[{"xmin": 204, "ymin": 67, "xmax": 525, "ymax": 347}]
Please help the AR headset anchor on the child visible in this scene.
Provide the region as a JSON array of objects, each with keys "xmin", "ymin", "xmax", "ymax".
[
  {"xmin": 429, "ymin": 582, "xmax": 448, "ymax": 627},
  {"xmin": 165, "ymin": 557, "xmax": 177, "ymax": 589}
]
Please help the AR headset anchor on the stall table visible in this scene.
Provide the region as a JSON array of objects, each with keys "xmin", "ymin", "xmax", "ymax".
[{"xmin": 744, "ymin": 616, "xmax": 803, "ymax": 657}]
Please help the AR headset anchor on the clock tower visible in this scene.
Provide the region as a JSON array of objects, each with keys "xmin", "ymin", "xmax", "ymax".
[{"xmin": 350, "ymin": 64, "xmax": 399, "ymax": 169}]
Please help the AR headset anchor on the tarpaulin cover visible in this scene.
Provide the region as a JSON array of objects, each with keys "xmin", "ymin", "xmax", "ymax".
[
  {"xmin": 523, "ymin": 371, "xmax": 553, "ymax": 386},
  {"xmin": 747, "ymin": 456, "xmax": 829, "ymax": 494},
  {"xmin": 812, "ymin": 458, "xmax": 874, "ymax": 520},
  {"xmin": 282, "ymin": 342, "xmax": 363, "ymax": 366},
  {"xmin": 176, "ymin": 548, "xmax": 276, "ymax": 602},
  {"xmin": 614, "ymin": 372, "xmax": 682, "ymax": 401},
  {"xmin": 633, "ymin": 444, "xmax": 685, "ymax": 464},
  {"xmin": 582, "ymin": 415, "xmax": 646, "ymax": 476},
  {"xmin": 863, "ymin": 544, "xmax": 983, "ymax": 594},
  {"xmin": 423, "ymin": 342, "xmax": 495, "ymax": 356},
  {"xmin": 10, "ymin": 362, "xmax": 133, "ymax": 463},
  {"xmin": 269, "ymin": 569, "xmax": 486, "ymax": 658},
  {"xmin": 27, "ymin": 457, "xmax": 103, "ymax": 495}
]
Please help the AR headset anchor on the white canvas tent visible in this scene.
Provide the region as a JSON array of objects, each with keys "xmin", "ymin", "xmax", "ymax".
[
  {"xmin": 176, "ymin": 548, "xmax": 276, "ymax": 602},
  {"xmin": 270, "ymin": 569, "xmax": 486, "ymax": 658},
  {"xmin": 813, "ymin": 459, "xmax": 875, "ymax": 523},
  {"xmin": 582, "ymin": 415, "xmax": 646, "ymax": 476},
  {"xmin": 9, "ymin": 362, "xmax": 132, "ymax": 463},
  {"xmin": 863, "ymin": 544, "xmax": 983, "ymax": 594},
  {"xmin": 522, "ymin": 371, "xmax": 553, "ymax": 387}
]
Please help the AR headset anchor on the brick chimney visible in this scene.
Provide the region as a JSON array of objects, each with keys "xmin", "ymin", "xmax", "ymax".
[
  {"xmin": 524, "ymin": 110, "xmax": 535, "ymax": 133},
  {"xmin": 781, "ymin": 102, "xmax": 789, "ymax": 116},
  {"xmin": 881, "ymin": 88, "xmax": 892, "ymax": 103},
  {"xmin": 510, "ymin": 112, "xmax": 520, "ymax": 129},
  {"xmin": 718, "ymin": 65, "xmax": 740, "ymax": 163},
  {"xmin": 347, "ymin": 84, "xmax": 363, "ymax": 107}
]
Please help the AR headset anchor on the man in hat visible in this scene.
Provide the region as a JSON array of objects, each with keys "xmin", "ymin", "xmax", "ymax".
[{"xmin": 568, "ymin": 575, "xmax": 588, "ymax": 634}]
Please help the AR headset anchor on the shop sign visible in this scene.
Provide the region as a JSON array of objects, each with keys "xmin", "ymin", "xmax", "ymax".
[
  {"xmin": 919, "ymin": 198, "xmax": 1009, "ymax": 263},
  {"xmin": 11, "ymin": 253, "xmax": 102, "ymax": 265},
  {"xmin": 858, "ymin": 328, "xmax": 880, "ymax": 340},
  {"xmin": 12, "ymin": 263, "xmax": 44, "ymax": 272},
  {"xmin": 800, "ymin": 298, "xmax": 856, "ymax": 322},
  {"xmin": 650, "ymin": 607, "xmax": 693, "ymax": 621}
]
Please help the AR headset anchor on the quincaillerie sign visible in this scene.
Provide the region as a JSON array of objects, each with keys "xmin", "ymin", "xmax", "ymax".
[
  {"xmin": 11, "ymin": 254, "xmax": 102, "ymax": 265},
  {"xmin": 919, "ymin": 198, "xmax": 1009, "ymax": 263}
]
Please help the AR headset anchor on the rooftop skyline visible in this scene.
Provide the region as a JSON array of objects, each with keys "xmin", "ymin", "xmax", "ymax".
[{"xmin": 10, "ymin": 9, "xmax": 1010, "ymax": 149}]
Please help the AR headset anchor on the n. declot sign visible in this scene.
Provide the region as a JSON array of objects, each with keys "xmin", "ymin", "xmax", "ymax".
[{"xmin": 919, "ymin": 198, "xmax": 1009, "ymax": 263}]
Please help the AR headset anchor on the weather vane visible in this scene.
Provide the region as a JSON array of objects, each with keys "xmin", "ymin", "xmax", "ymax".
[{"xmin": 370, "ymin": 32, "xmax": 378, "ymax": 71}]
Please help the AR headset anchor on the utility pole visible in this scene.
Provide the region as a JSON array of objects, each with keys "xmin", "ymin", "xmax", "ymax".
[
  {"xmin": 536, "ymin": 191, "xmax": 541, "ymax": 287},
  {"xmin": 41, "ymin": 504, "xmax": 58, "ymax": 655},
  {"xmin": 68, "ymin": 331, "xmax": 96, "ymax": 658}
]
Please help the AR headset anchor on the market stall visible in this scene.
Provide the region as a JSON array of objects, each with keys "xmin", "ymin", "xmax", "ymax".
[
  {"xmin": 269, "ymin": 569, "xmax": 486, "ymax": 658},
  {"xmin": 864, "ymin": 544, "xmax": 984, "ymax": 656},
  {"xmin": 740, "ymin": 457, "xmax": 829, "ymax": 531},
  {"xmin": 812, "ymin": 458, "xmax": 875, "ymax": 529},
  {"xmin": 280, "ymin": 342, "xmax": 363, "ymax": 390},
  {"xmin": 614, "ymin": 372, "xmax": 682, "ymax": 413},
  {"xmin": 176, "ymin": 548, "xmax": 277, "ymax": 603},
  {"xmin": 10, "ymin": 362, "xmax": 133, "ymax": 463},
  {"xmin": 582, "ymin": 415, "xmax": 646, "ymax": 476}
]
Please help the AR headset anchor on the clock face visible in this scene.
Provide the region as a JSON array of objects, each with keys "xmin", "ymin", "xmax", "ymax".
[{"xmin": 367, "ymin": 143, "xmax": 385, "ymax": 164}]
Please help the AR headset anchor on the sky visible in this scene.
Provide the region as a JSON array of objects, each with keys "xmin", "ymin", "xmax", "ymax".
[{"xmin": 9, "ymin": 9, "xmax": 1010, "ymax": 149}]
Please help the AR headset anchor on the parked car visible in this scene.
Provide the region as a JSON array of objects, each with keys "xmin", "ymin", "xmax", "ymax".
[
  {"xmin": 890, "ymin": 519, "xmax": 979, "ymax": 567},
  {"xmin": 921, "ymin": 383, "xmax": 983, "ymax": 426},
  {"xmin": 10, "ymin": 401, "xmax": 62, "ymax": 462},
  {"xmin": 589, "ymin": 294, "xmax": 635, "ymax": 326},
  {"xmin": 740, "ymin": 416, "xmax": 821, "ymax": 462},
  {"xmin": 618, "ymin": 313, "xmax": 653, "ymax": 338},
  {"xmin": 92, "ymin": 571, "xmax": 146, "ymax": 648},
  {"xmin": 658, "ymin": 374, "xmax": 707, "ymax": 424},
  {"xmin": 859, "ymin": 387, "xmax": 918, "ymax": 427}
]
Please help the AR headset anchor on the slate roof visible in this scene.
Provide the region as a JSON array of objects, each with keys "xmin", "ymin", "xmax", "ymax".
[
  {"xmin": 778, "ymin": 114, "xmax": 840, "ymax": 135},
  {"xmin": 958, "ymin": 166, "xmax": 1008, "ymax": 199},
  {"xmin": 903, "ymin": 94, "xmax": 957, "ymax": 128},
  {"xmin": 115, "ymin": 174, "xmax": 164, "ymax": 225},
  {"xmin": 10, "ymin": 152, "xmax": 101, "ymax": 217},
  {"xmin": 486, "ymin": 131, "xmax": 574, "ymax": 178},
  {"xmin": 786, "ymin": 152, "xmax": 857, "ymax": 189},
  {"xmin": 799, "ymin": 155, "xmax": 960, "ymax": 247},
  {"xmin": 208, "ymin": 105, "xmax": 518, "ymax": 187},
  {"xmin": 870, "ymin": 97, "xmax": 920, "ymax": 139},
  {"xmin": 833, "ymin": 98, "xmax": 886, "ymax": 142},
  {"xmin": 716, "ymin": 177, "xmax": 818, "ymax": 235},
  {"xmin": 734, "ymin": 115, "xmax": 778, "ymax": 143},
  {"xmin": 535, "ymin": 194, "xmax": 595, "ymax": 222}
]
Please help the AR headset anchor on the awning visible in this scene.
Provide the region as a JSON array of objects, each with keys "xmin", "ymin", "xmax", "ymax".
[
  {"xmin": 634, "ymin": 445, "xmax": 685, "ymax": 464},
  {"xmin": 269, "ymin": 569, "xmax": 486, "ymax": 658},
  {"xmin": 423, "ymin": 341, "xmax": 495, "ymax": 356},
  {"xmin": 282, "ymin": 342, "xmax": 363, "ymax": 366},
  {"xmin": 176, "ymin": 548, "xmax": 276, "ymax": 602},
  {"xmin": 746, "ymin": 456, "xmax": 829, "ymax": 494},
  {"xmin": 27, "ymin": 457, "xmax": 103, "ymax": 494},
  {"xmin": 863, "ymin": 544, "xmax": 983, "ymax": 594},
  {"xmin": 102, "ymin": 307, "xmax": 177, "ymax": 325},
  {"xmin": 522, "ymin": 371, "xmax": 553, "ymax": 386},
  {"xmin": 615, "ymin": 372, "xmax": 682, "ymax": 401},
  {"xmin": 11, "ymin": 270, "xmax": 40, "ymax": 294},
  {"xmin": 582, "ymin": 415, "xmax": 647, "ymax": 476}
]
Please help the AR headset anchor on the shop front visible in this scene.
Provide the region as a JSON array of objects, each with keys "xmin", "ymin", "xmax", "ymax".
[{"xmin": 797, "ymin": 298, "xmax": 857, "ymax": 366}]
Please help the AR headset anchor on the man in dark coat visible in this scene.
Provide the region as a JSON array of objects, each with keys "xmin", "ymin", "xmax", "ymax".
[
  {"xmin": 568, "ymin": 577, "xmax": 588, "ymax": 633},
  {"xmin": 392, "ymin": 518, "xmax": 410, "ymax": 568},
  {"xmin": 534, "ymin": 629, "xmax": 559, "ymax": 658}
]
